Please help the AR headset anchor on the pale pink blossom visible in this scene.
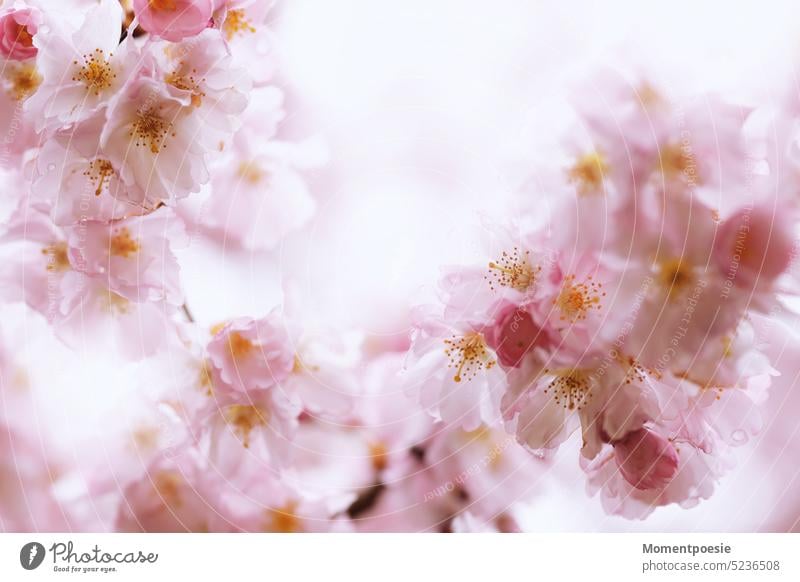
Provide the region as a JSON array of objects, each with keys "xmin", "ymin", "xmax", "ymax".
[
  {"xmin": 100, "ymin": 31, "xmax": 249, "ymax": 208},
  {"xmin": 206, "ymin": 312, "xmax": 294, "ymax": 394},
  {"xmin": 192, "ymin": 91, "xmax": 319, "ymax": 251},
  {"xmin": 217, "ymin": 458, "xmax": 353, "ymax": 532},
  {"xmin": 66, "ymin": 208, "xmax": 186, "ymax": 305},
  {"xmin": 55, "ymin": 272, "xmax": 178, "ymax": 360},
  {"xmin": 424, "ymin": 423, "xmax": 545, "ymax": 520},
  {"xmin": 214, "ymin": 0, "xmax": 276, "ymax": 86},
  {"xmin": 438, "ymin": 222, "xmax": 548, "ymax": 323},
  {"xmin": 198, "ymin": 385, "xmax": 300, "ymax": 468},
  {"xmin": 32, "ymin": 114, "xmax": 145, "ymax": 224},
  {"xmin": 404, "ymin": 307, "xmax": 505, "ymax": 431},
  {"xmin": 501, "ymin": 353, "xmax": 660, "ymax": 457},
  {"xmin": 0, "ymin": 203, "xmax": 71, "ymax": 318},
  {"xmin": 116, "ymin": 448, "xmax": 232, "ymax": 532},
  {"xmin": 26, "ymin": 0, "xmax": 137, "ymax": 129}
]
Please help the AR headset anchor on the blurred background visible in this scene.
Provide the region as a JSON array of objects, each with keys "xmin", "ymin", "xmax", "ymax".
[{"xmin": 9, "ymin": 0, "xmax": 800, "ymax": 531}]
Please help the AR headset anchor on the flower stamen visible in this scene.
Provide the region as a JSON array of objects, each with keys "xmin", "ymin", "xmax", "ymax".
[
  {"xmin": 72, "ymin": 49, "xmax": 116, "ymax": 96},
  {"xmin": 567, "ymin": 151, "xmax": 608, "ymax": 196},
  {"xmin": 83, "ymin": 159, "xmax": 115, "ymax": 196},
  {"xmin": 443, "ymin": 332, "xmax": 495, "ymax": 383},
  {"xmin": 486, "ymin": 247, "xmax": 540, "ymax": 292},
  {"xmin": 224, "ymin": 404, "xmax": 269, "ymax": 448},
  {"xmin": 543, "ymin": 368, "xmax": 593, "ymax": 411},
  {"xmin": 224, "ymin": 9, "xmax": 256, "ymax": 41},
  {"xmin": 554, "ymin": 274, "xmax": 605, "ymax": 322},
  {"xmin": 109, "ymin": 227, "xmax": 140, "ymax": 258}
]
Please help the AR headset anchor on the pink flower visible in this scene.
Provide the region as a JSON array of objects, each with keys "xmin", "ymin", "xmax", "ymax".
[
  {"xmin": 0, "ymin": 3, "xmax": 41, "ymax": 61},
  {"xmin": 206, "ymin": 312, "xmax": 295, "ymax": 394},
  {"xmin": 582, "ymin": 418, "xmax": 732, "ymax": 519},
  {"xmin": 189, "ymin": 90, "xmax": 319, "ymax": 251},
  {"xmin": 612, "ymin": 427, "xmax": 679, "ymax": 491},
  {"xmin": 100, "ymin": 72, "xmax": 209, "ymax": 207},
  {"xmin": 32, "ymin": 114, "xmax": 146, "ymax": 225},
  {"xmin": 55, "ymin": 272, "xmax": 179, "ymax": 360},
  {"xmin": 438, "ymin": 222, "xmax": 547, "ymax": 323},
  {"xmin": 214, "ymin": 0, "xmax": 277, "ymax": 86},
  {"xmin": 0, "ymin": 203, "xmax": 179, "ymax": 360},
  {"xmin": 714, "ymin": 205, "xmax": 795, "ymax": 291},
  {"xmin": 26, "ymin": 0, "xmax": 137, "ymax": 130},
  {"xmin": 133, "ymin": 0, "xmax": 214, "ymax": 42},
  {"xmin": 199, "ymin": 385, "xmax": 300, "ymax": 468},
  {"xmin": 116, "ymin": 449, "xmax": 231, "ymax": 532},
  {"xmin": 65, "ymin": 208, "xmax": 186, "ymax": 305},
  {"xmin": 212, "ymin": 459, "xmax": 352, "ymax": 532},
  {"xmin": 424, "ymin": 423, "xmax": 546, "ymax": 520},
  {"xmin": 404, "ymin": 307, "xmax": 505, "ymax": 431},
  {"xmin": 100, "ymin": 30, "xmax": 249, "ymax": 208},
  {"xmin": 0, "ymin": 202, "xmax": 71, "ymax": 318},
  {"xmin": 534, "ymin": 251, "xmax": 610, "ymax": 351},
  {"xmin": 501, "ymin": 353, "xmax": 660, "ymax": 456},
  {"xmin": 282, "ymin": 331, "xmax": 359, "ymax": 420}
]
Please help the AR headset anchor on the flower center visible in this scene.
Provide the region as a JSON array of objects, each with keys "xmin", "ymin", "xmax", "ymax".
[
  {"xmin": 109, "ymin": 228, "xmax": 140, "ymax": 258},
  {"xmin": 543, "ymin": 368, "xmax": 593, "ymax": 411},
  {"xmin": 224, "ymin": 9, "xmax": 257, "ymax": 40},
  {"xmin": 130, "ymin": 105, "xmax": 174, "ymax": 154},
  {"xmin": 237, "ymin": 160, "xmax": 266, "ymax": 185},
  {"xmin": 72, "ymin": 49, "xmax": 116, "ymax": 96},
  {"xmin": 618, "ymin": 355, "xmax": 658, "ymax": 384},
  {"xmin": 227, "ymin": 331, "xmax": 254, "ymax": 360},
  {"xmin": 265, "ymin": 502, "xmax": 301, "ymax": 533},
  {"xmin": 554, "ymin": 274, "xmax": 605, "ymax": 322},
  {"xmin": 41, "ymin": 242, "xmax": 70, "ymax": 272},
  {"xmin": 104, "ymin": 291, "xmax": 131, "ymax": 314},
  {"xmin": 198, "ymin": 359, "xmax": 214, "ymax": 395},
  {"xmin": 153, "ymin": 471, "xmax": 183, "ymax": 508},
  {"xmin": 658, "ymin": 142, "xmax": 699, "ymax": 183},
  {"xmin": 486, "ymin": 247, "xmax": 540, "ymax": 292},
  {"xmin": 6, "ymin": 62, "xmax": 41, "ymax": 101},
  {"xmin": 13, "ymin": 23, "xmax": 34, "ymax": 48},
  {"xmin": 443, "ymin": 332, "xmax": 495, "ymax": 383},
  {"xmin": 568, "ymin": 151, "xmax": 608, "ymax": 196},
  {"xmin": 166, "ymin": 65, "xmax": 205, "ymax": 108},
  {"xmin": 656, "ymin": 257, "xmax": 693, "ymax": 299},
  {"xmin": 224, "ymin": 404, "xmax": 269, "ymax": 448},
  {"xmin": 83, "ymin": 159, "xmax": 115, "ymax": 196}
]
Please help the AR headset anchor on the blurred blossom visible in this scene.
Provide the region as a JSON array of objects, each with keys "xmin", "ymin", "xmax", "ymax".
[{"xmin": 1, "ymin": 0, "xmax": 800, "ymax": 533}]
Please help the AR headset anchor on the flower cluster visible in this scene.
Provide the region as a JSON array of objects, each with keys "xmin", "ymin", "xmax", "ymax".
[
  {"xmin": 0, "ymin": 0, "xmax": 317, "ymax": 359},
  {"xmin": 0, "ymin": 2, "xmax": 798, "ymax": 532},
  {"xmin": 405, "ymin": 74, "xmax": 798, "ymax": 519}
]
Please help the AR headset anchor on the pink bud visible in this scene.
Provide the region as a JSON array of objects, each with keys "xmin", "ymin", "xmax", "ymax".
[
  {"xmin": 485, "ymin": 306, "xmax": 549, "ymax": 368},
  {"xmin": 613, "ymin": 428, "xmax": 679, "ymax": 491},
  {"xmin": 133, "ymin": 0, "xmax": 215, "ymax": 42},
  {"xmin": 714, "ymin": 207, "xmax": 795, "ymax": 289}
]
